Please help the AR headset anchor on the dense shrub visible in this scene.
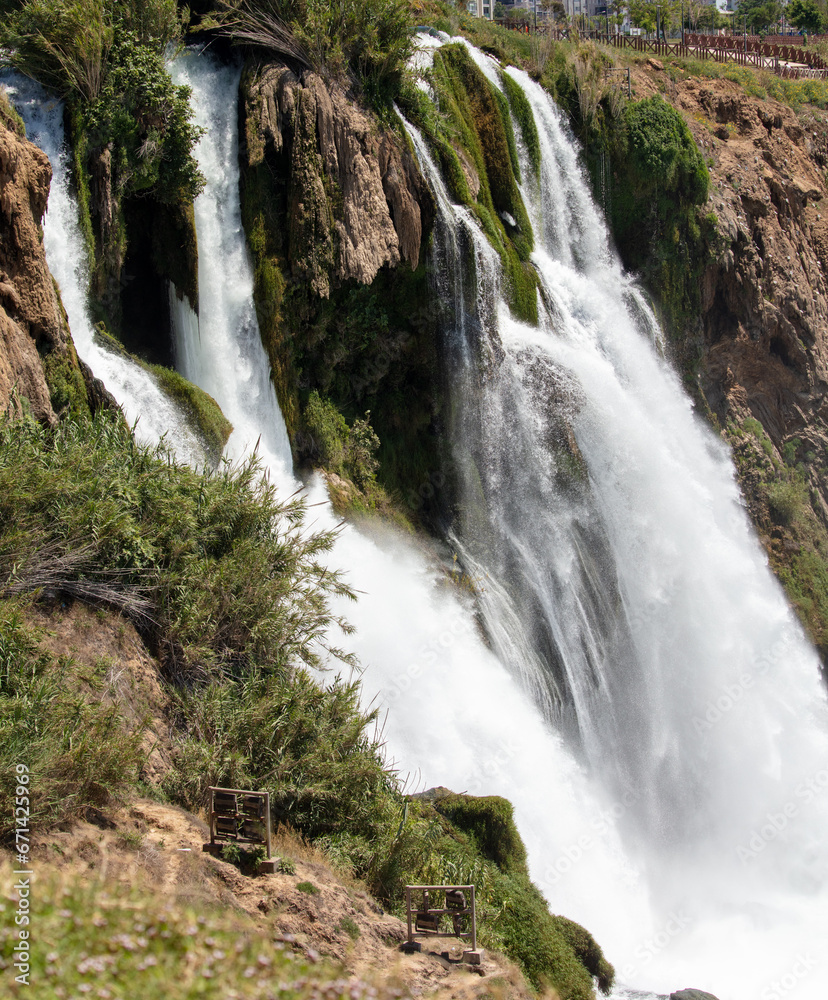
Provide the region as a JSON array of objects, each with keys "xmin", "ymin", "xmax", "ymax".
[
  {"xmin": 623, "ymin": 96, "xmax": 709, "ymax": 207},
  {"xmin": 304, "ymin": 391, "xmax": 380, "ymax": 490},
  {"xmin": 582, "ymin": 93, "xmax": 717, "ymax": 359},
  {"xmin": 163, "ymin": 669, "xmax": 396, "ymax": 839},
  {"xmin": 434, "ymin": 793, "xmax": 528, "ymax": 875},
  {"xmin": 78, "ymin": 32, "xmax": 204, "ymax": 204}
]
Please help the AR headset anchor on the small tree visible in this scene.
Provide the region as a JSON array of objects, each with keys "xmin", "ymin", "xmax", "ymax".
[
  {"xmin": 787, "ymin": 0, "xmax": 825, "ymax": 33},
  {"xmin": 735, "ymin": 0, "xmax": 782, "ymax": 33}
]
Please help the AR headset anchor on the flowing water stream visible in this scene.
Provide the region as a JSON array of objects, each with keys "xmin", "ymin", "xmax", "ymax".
[
  {"xmin": 9, "ymin": 40, "xmax": 828, "ymax": 1000},
  {"xmin": 0, "ymin": 72, "xmax": 207, "ymax": 464}
]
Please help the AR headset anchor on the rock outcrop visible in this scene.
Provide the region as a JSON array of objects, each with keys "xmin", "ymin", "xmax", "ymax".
[
  {"xmin": 676, "ymin": 78, "xmax": 828, "ymax": 470},
  {"xmin": 0, "ymin": 106, "xmax": 71, "ymax": 423},
  {"xmin": 243, "ymin": 62, "xmax": 432, "ymax": 298}
]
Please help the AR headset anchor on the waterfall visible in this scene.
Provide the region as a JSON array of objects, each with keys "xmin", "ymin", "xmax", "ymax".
[
  {"xmin": 0, "ymin": 73, "xmax": 207, "ymax": 465},
  {"xmin": 166, "ymin": 57, "xmax": 292, "ymax": 474},
  {"xmin": 405, "ymin": 39, "xmax": 828, "ymax": 999},
  {"xmin": 169, "ymin": 41, "xmax": 652, "ymax": 981},
  {"xmin": 9, "ymin": 34, "xmax": 826, "ymax": 999}
]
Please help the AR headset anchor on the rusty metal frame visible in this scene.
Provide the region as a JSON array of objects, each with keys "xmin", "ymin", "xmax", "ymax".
[{"xmin": 405, "ymin": 884, "xmax": 477, "ymax": 950}]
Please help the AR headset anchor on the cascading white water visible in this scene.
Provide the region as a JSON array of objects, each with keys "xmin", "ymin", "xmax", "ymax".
[
  {"xmin": 405, "ymin": 38, "xmax": 828, "ymax": 999},
  {"xmin": 166, "ymin": 57, "xmax": 292, "ymax": 474},
  {"xmin": 0, "ymin": 72, "xmax": 207, "ymax": 464}
]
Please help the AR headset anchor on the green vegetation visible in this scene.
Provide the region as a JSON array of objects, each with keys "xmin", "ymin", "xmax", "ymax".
[
  {"xmin": 435, "ymin": 793, "xmax": 528, "ymax": 874},
  {"xmin": 41, "ymin": 348, "xmax": 92, "ymax": 418},
  {"xmin": 319, "ymin": 792, "xmax": 614, "ymax": 998},
  {"xmin": 296, "ymin": 880, "xmax": 320, "ymax": 894},
  {"xmin": 736, "ymin": 0, "xmax": 783, "ymax": 33},
  {"xmin": 729, "ymin": 418, "xmax": 828, "ymax": 659},
  {"xmin": 0, "ymin": 87, "xmax": 25, "ymax": 137},
  {"xmin": 665, "ymin": 54, "xmax": 828, "ymax": 111},
  {"xmin": 787, "ymin": 0, "xmax": 826, "ymax": 33},
  {"xmin": 0, "ymin": 599, "xmax": 144, "ymax": 833},
  {"xmin": 207, "ymin": 0, "xmax": 414, "ymax": 109},
  {"xmin": 163, "ymin": 670, "xmax": 391, "ymax": 840},
  {"xmin": 304, "ymin": 391, "xmax": 379, "ymax": 491},
  {"xmin": 576, "ymin": 89, "xmax": 717, "ymax": 381},
  {"xmin": 338, "ymin": 915, "xmax": 361, "ymax": 939},
  {"xmin": 144, "ymin": 364, "xmax": 232, "ymax": 466},
  {"xmin": 501, "ymin": 68, "xmax": 541, "ymax": 180},
  {"xmin": 0, "ymin": 408, "xmax": 354, "ymax": 681}
]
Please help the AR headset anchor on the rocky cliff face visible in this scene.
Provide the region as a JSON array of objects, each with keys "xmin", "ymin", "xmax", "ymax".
[
  {"xmin": 0, "ymin": 102, "xmax": 71, "ymax": 424},
  {"xmin": 244, "ymin": 61, "xmax": 431, "ymax": 298},
  {"xmin": 240, "ymin": 60, "xmax": 442, "ymax": 519},
  {"xmin": 676, "ymin": 78, "xmax": 828, "ymax": 460}
]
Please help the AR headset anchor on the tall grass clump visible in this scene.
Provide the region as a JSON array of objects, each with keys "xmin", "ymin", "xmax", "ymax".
[
  {"xmin": 163, "ymin": 669, "xmax": 396, "ymax": 836},
  {"xmin": 0, "ymin": 598, "xmax": 145, "ymax": 839}
]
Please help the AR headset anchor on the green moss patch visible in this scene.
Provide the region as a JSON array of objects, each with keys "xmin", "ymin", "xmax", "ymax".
[
  {"xmin": 145, "ymin": 364, "xmax": 231, "ymax": 465},
  {"xmin": 501, "ymin": 69, "xmax": 541, "ymax": 180},
  {"xmin": 728, "ymin": 418, "xmax": 828, "ymax": 662},
  {"xmin": 434, "ymin": 794, "xmax": 528, "ymax": 876},
  {"xmin": 42, "ymin": 349, "xmax": 91, "ymax": 419},
  {"xmin": 426, "ymin": 44, "xmax": 537, "ymax": 322}
]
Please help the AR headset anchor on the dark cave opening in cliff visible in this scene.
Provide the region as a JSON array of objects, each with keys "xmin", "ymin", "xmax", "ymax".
[{"xmin": 119, "ymin": 199, "xmax": 175, "ymax": 368}]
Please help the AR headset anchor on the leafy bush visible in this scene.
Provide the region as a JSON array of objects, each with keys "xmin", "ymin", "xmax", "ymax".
[
  {"xmin": 0, "ymin": 408, "xmax": 354, "ymax": 679},
  {"xmin": 79, "ymin": 32, "xmax": 204, "ymax": 204},
  {"xmin": 338, "ymin": 915, "xmax": 361, "ymax": 939},
  {"xmin": 1, "ymin": 0, "xmax": 113, "ymax": 101},
  {"xmin": 304, "ymin": 391, "xmax": 380, "ymax": 489},
  {"xmin": 624, "ymin": 96, "xmax": 709, "ymax": 205},
  {"xmin": 162, "ymin": 670, "xmax": 396, "ymax": 839},
  {"xmin": 766, "ymin": 478, "xmax": 807, "ymax": 526},
  {"xmin": 434, "ymin": 794, "xmax": 528, "ymax": 875}
]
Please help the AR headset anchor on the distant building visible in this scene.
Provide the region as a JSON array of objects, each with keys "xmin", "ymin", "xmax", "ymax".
[
  {"xmin": 468, "ymin": 0, "xmax": 494, "ymax": 17},
  {"xmin": 503, "ymin": 0, "xmax": 538, "ymax": 15}
]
